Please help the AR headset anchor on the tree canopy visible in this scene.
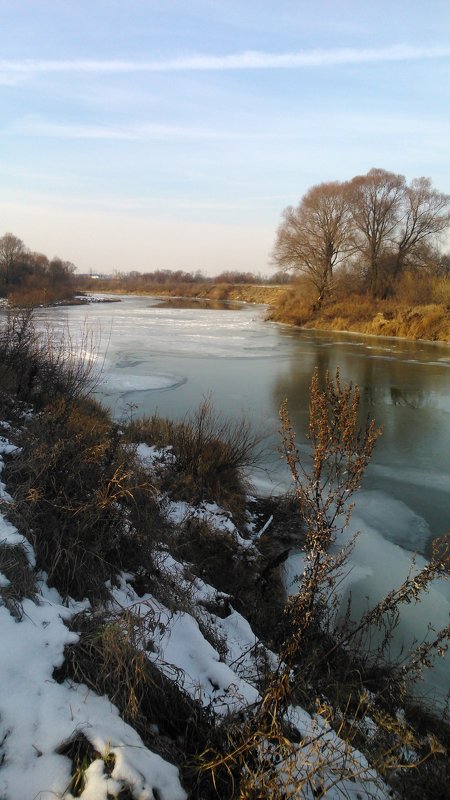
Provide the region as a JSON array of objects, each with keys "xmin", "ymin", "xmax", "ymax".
[
  {"xmin": 273, "ymin": 169, "xmax": 450, "ymax": 302},
  {"xmin": 0, "ymin": 232, "xmax": 76, "ymax": 302}
]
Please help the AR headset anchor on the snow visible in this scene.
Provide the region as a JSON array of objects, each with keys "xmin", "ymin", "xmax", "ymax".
[
  {"xmin": 284, "ymin": 705, "xmax": 389, "ymax": 800},
  {"xmin": 0, "ymin": 435, "xmax": 19, "ymax": 502},
  {"xmin": 0, "ymin": 424, "xmax": 411, "ymax": 800},
  {"xmin": 0, "ymin": 433, "xmax": 187, "ymax": 800},
  {"xmin": 0, "ymin": 582, "xmax": 187, "ymax": 800},
  {"xmin": 163, "ymin": 498, "xmax": 255, "ymax": 549},
  {"xmin": 110, "ymin": 574, "xmax": 260, "ymax": 716},
  {"xmin": 135, "ymin": 442, "xmax": 175, "ymax": 467}
]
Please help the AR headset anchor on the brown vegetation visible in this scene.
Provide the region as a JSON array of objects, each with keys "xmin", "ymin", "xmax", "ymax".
[
  {"xmin": 270, "ymin": 168, "xmax": 450, "ymax": 340},
  {"xmin": 273, "ymin": 168, "xmax": 450, "ymax": 305},
  {"xmin": 198, "ymin": 371, "xmax": 450, "ymax": 799},
  {"xmin": 124, "ymin": 397, "xmax": 263, "ymax": 521},
  {"xmin": 0, "ymin": 231, "xmax": 76, "ymax": 306},
  {"xmin": 269, "ymin": 274, "xmax": 450, "ymax": 341}
]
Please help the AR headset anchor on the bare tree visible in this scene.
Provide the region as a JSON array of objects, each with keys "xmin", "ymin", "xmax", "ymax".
[
  {"xmin": 273, "ymin": 182, "xmax": 352, "ymax": 310},
  {"xmin": 347, "ymin": 168, "xmax": 405, "ymax": 297},
  {"xmin": 394, "ymin": 177, "xmax": 450, "ymax": 276},
  {"xmin": 0, "ymin": 232, "xmax": 26, "ymax": 286}
]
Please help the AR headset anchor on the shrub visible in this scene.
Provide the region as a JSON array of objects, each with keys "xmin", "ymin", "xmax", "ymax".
[
  {"xmin": 4, "ymin": 394, "xmax": 160, "ymax": 599},
  {"xmin": 0, "ymin": 309, "xmax": 99, "ymax": 408},
  {"xmin": 125, "ymin": 397, "xmax": 263, "ymax": 520}
]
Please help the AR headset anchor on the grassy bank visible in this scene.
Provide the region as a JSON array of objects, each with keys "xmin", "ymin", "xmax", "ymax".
[
  {"xmin": 268, "ymin": 285, "xmax": 450, "ymax": 342},
  {"xmin": 83, "ymin": 278, "xmax": 288, "ymax": 306}
]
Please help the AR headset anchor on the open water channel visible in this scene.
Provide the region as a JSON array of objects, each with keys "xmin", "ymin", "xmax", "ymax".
[{"xmin": 32, "ymin": 294, "xmax": 450, "ymax": 704}]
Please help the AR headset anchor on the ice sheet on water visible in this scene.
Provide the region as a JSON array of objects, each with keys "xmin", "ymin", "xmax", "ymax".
[
  {"xmin": 334, "ymin": 520, "xmax": 450, "ymax": 703},
  {"xmin": 369, "ymin": 462, "xmax": 450, "ymax": 492},
  {"xmin": 352, "ymin": 490, "xmax": 431, "ymax": 551},
  {"xmin": 284, "ymin": 489, "xmax": 450, "ymax": 704},
  {"xmin": 101, "ymin": 372, "xmax": 187, "ymax": 394}
]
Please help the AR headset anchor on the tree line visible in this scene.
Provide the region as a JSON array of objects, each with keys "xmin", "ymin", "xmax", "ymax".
[
  {"xmin": 0, "ymin": 232, "xmax": 76, "ymax": 303},
  {"xmin": 104, "ymin": 268, "xmax": 293, "ymax": 287},
  {"xmin": 273, "ymin": 168, "xmax": 450, "ymax": 308}
]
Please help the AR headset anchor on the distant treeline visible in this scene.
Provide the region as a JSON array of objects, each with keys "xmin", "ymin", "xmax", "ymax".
[
  {"xmin": 78, "ymin": 268, "xmax": 295, "ymax": 291},
  {"xmin": 0, "ymin": 232, "xmax": 76, "ymax": 305}
]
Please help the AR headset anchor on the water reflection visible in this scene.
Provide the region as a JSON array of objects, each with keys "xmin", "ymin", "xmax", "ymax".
[
  {"xmin": 152, "ymin": 297, "xmax": 243, "ymax": 311},
  {"xmin": 389, "ymin": 385, "xmax": 427, "ymax": 408}
]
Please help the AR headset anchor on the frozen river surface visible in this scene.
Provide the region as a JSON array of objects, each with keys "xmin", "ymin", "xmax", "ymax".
[{"xmin": 33, "ymin": 294, "xmax": 450, "ymax": 704}]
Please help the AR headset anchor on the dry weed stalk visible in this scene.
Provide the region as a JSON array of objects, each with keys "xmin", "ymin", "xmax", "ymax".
[
  {"xmin": 278, "ymin": 368, "xmax": 382, "ymax": 669},
  {"xmin": 198, "ymin": 369, "xmax": 449, "ymax": 798}
]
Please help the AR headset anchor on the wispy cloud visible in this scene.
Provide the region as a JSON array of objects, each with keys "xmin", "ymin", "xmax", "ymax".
[
  {"xmin": 1, "ymin": 45, "xmax": 449, "ymax": 74},
  {"xmin": 12, "ymin": 111, "xmax": 450, "ymax": 147},
  {"xmin": 12, "ymin": 117, "xmax": 248, "ymax": 141}
]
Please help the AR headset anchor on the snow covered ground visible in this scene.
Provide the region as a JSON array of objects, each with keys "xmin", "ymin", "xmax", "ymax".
[{"xmin": 0, "ymin": 430, "xmax": 397, "ymax": 800}]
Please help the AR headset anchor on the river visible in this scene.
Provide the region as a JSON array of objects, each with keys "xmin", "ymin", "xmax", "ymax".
[{"xmin": 32, "ymin": 293, "xmax": 450, "ymax": 704}]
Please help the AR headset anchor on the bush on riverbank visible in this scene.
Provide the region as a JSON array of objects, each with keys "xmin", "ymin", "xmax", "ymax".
[
  {"xmin": 268, "ymin": 275, "xmax": 450, "ymax": 341},
  {"xmin": 124, "ymin": 398, "xmax": 263, "ymax": 522},
  {"xmin": 1, "ymin": 310, "xmax": 449, "ymax": 799}
]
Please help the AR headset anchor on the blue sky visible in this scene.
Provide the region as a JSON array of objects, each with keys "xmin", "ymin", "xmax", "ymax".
[{"xmin": 1, "ymin": 0, "xmax": 449, "ymax": 275}]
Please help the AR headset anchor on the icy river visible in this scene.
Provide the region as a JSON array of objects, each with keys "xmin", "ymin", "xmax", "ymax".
[{"xmin": 33, "ymin": 293, "xmax": 450, "ymax": 704}]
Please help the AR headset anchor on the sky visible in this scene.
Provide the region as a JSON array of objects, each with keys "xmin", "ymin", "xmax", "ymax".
[{"xmin": 1, "ymin": 0, "xmax": 449, "ymax": 276}]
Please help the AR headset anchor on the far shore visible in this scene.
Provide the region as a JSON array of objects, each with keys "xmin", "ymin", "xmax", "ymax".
[{"xmin": 83, "ymin": 280, "xmax": 450, "ymax": 344}]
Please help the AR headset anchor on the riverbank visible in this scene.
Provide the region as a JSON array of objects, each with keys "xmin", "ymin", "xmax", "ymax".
[
  {"xmin": 268, "ymin": 289, "xmax": 450, "ymax": 343},
  {"xmin": 88, "ymin": 280, "xmax": 288, "ymax": 306},
  {"xmin": 1, "ymin": 311, "xmax": 449, "ymax": 799},
  {"xmin": 83, "ymin": 279, "xmax": 450, "ymax": 342}
]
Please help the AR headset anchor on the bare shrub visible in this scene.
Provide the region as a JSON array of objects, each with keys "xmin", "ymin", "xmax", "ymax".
[
  {"xmin": 0, "ymin": 309, "xmax": 99, "ymax": 408},
  {"xmin": 126, "ymin": 396, "xmax": 264, "ymax": 519},
  {"xmin": 5, "ymin": 400, "xmax": 158, "ymax": 600},
  {"xmin": 277, "ymin": 369, "xmax": 382, "ymax": 667}
]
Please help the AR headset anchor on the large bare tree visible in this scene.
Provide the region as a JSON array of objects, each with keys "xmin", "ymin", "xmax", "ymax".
[
  {"xmin": 346, "ymin": 168, "xmax": 406, "ymax": 297},
  {"xmin": 273, "ymin": 181, "xmax": 353, "ymax": 309},
  {"xmin": 394, "ymin": 177, "xmax": 450, "ymax": 276}
]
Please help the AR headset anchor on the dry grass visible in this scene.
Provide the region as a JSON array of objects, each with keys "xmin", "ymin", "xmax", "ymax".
[
  {"xmin": 125, "ymin": 397, "xmax": 263, "ymax": 522},
  {"xmin": 172, "ymin": 517, "xmax": 287, "ymax": 649},
  {"xmin": 4, "ymin": 395, "xmax": 161, "ymax": 600},
  {"xmin": 7, "ymin": 283, "xmax": 74, "ymax": 308},
  {"xmin": 57, "ymin": 607, "xmax": 214, "ymax": 789},
  {"xmin": 195, "ymin": 370, "xmax": 450, "ymax": 799},
  {"xmin": 269, "ymin": 290, "xmax": 450, "ymax": 341},
  {"xmin": 84, "ymin": 278, "xmax": 286, "ymax": 305},
  {"xmin": 0, "ymin": 541, "xmax": 36, "ymax": 618}
]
